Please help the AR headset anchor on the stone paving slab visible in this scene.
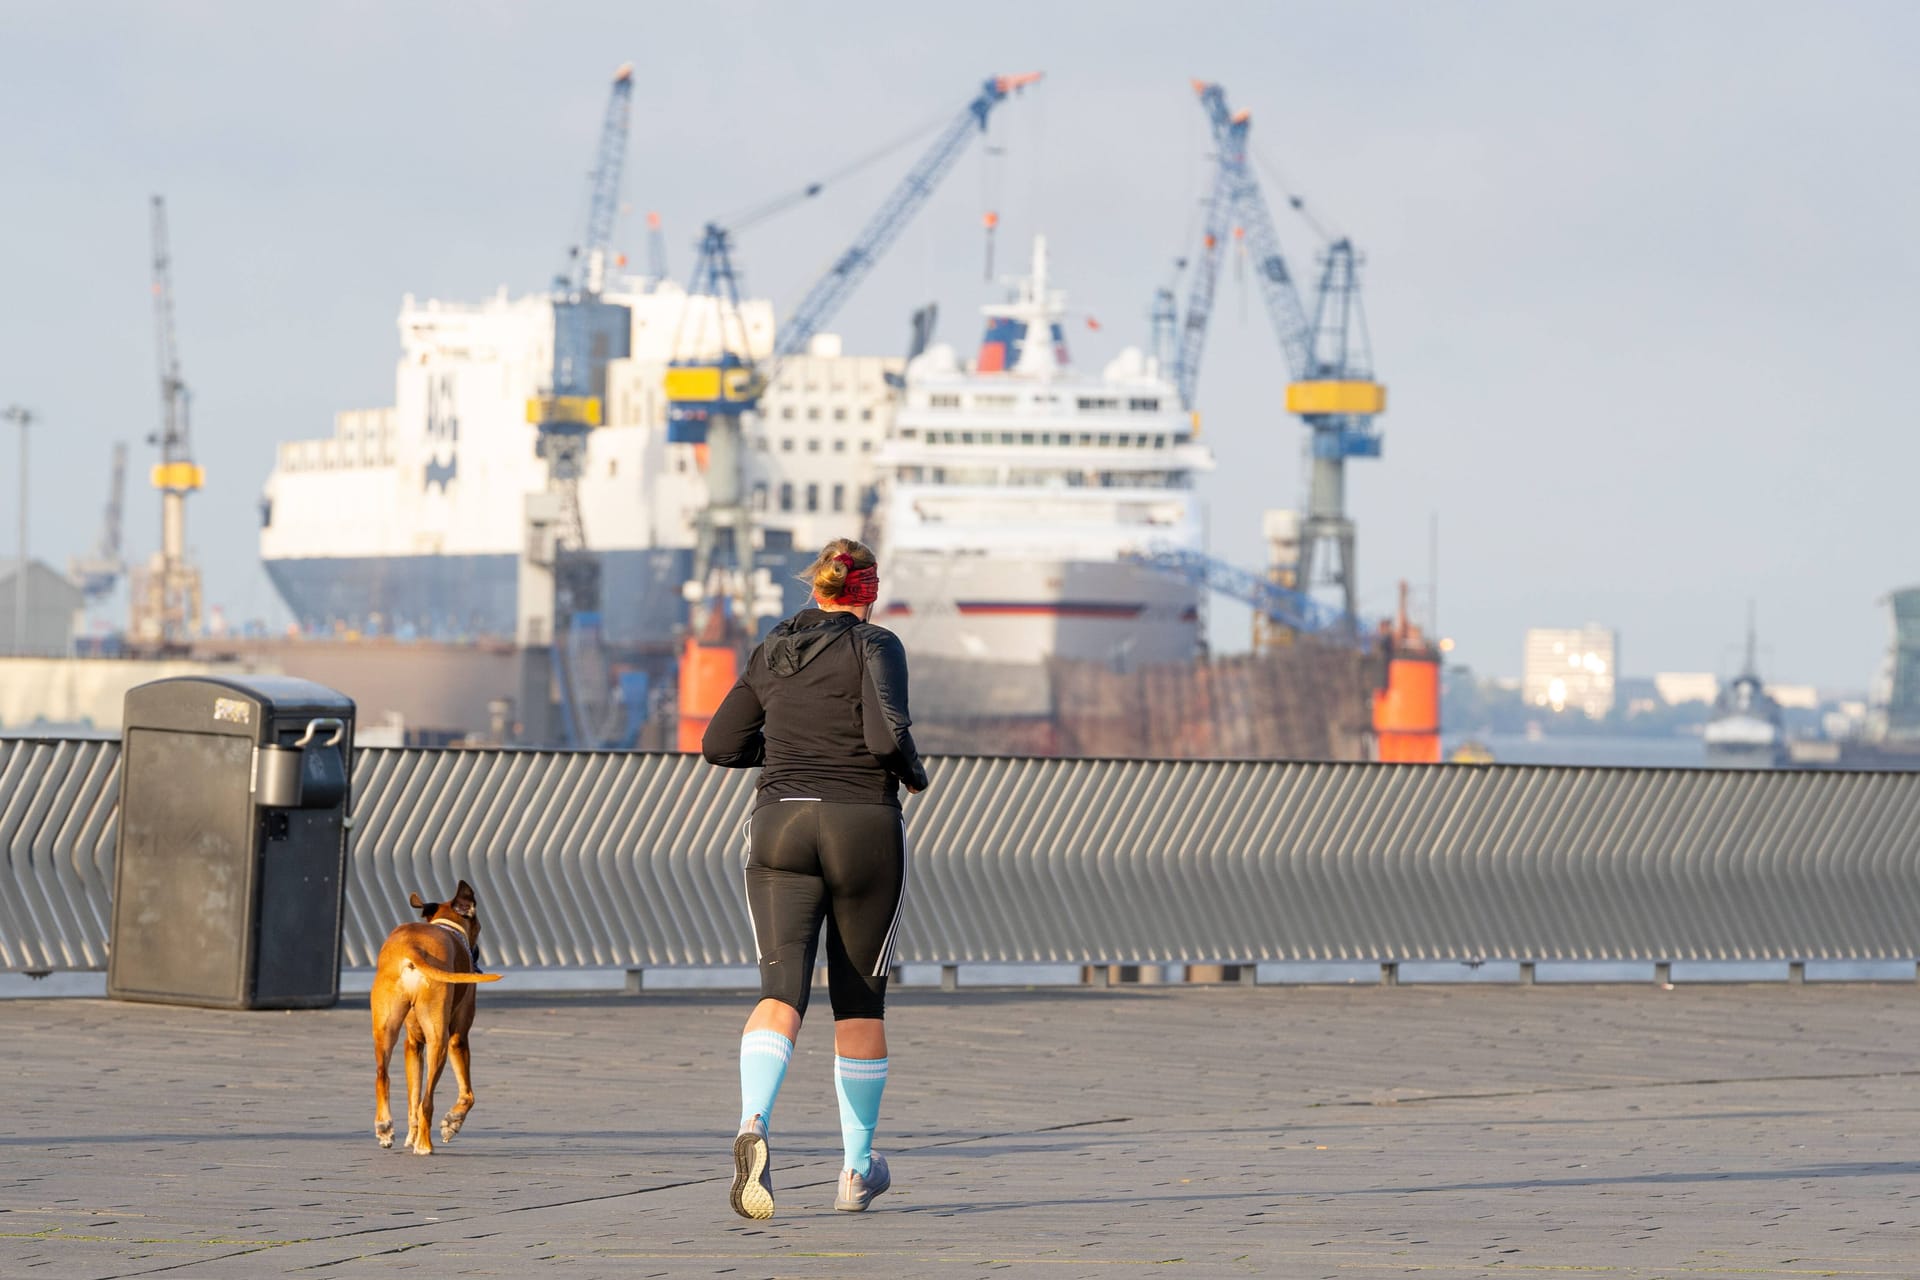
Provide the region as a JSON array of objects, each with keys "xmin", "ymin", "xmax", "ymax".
[{"xmin": 5, "ymin": 983, "xmax": 1920, "ymax": 1277}]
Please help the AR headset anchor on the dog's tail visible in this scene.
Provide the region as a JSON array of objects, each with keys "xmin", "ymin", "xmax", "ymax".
[{"xmin": 404, "ymin": 956, "xmax": 504, "ymax": 985}]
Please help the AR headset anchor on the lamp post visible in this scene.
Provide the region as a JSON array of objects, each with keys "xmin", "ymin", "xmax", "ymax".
[{"xmin": 3, "ymin": 405, "xmax": 32, "ymax": 656}]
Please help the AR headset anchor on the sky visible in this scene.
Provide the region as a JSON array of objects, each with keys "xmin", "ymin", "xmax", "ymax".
[{"xmin": 1, "ymin": 1, "xmax": 1915, "ymax": 689}]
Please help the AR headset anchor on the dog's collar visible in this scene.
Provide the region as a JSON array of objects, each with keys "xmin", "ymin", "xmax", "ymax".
[{"xmin": 433, "ymin": 917, "xmax": 482, "ymax": 966}]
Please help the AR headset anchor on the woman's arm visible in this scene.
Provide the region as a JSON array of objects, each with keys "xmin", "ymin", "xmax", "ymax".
[
  {"xmin": 701, "ymin": 659, "xmax": 767, "ymax": 768},
  {"xmin": 858, "ymin": 628, "xmax": 930, "ymax": 792}
]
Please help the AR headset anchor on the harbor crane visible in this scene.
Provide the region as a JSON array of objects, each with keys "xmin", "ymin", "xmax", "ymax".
[
  {"xmin": 135, "ymin": 195, "xmax": 205, "ymax": 650},
  {"xmin": 69, "ymin": 443, "xmax": 127, "ymax": 604},
  {"xmin": 663, "ymin": 72, "xmax": 1042, "ymax": 749},
  {"xmin": 1171, "ymin": 81, "xmax": 1387, "ymax": 631},
  {"xmin": 519, "ymin": 63, "xmax": 635, "ymax": 748}
]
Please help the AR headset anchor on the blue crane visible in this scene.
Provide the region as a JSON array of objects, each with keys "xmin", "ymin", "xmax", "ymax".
[
  {"xmin": 1123, "ymin": 549, "xmax": 1350, "ymax": 637},
  {"xmin": 662, "ymin": 72, "xmax": 1041, "ymax": 747},
  {"xmin": 526, "ymin": 64, "xmax": 637, "ymax": 749},
  {"xmin": 1165, "ymin": 80, "xmax": 1388, "ymax": 631},
  {"xmin": 664, "ymin": 72, "xmax": 1042, "ymax": 436}
]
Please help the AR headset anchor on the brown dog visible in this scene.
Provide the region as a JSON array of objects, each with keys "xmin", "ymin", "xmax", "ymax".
[{"xmin": 371, "ymin": 880, "xmax": 501, "ymax": 1155}]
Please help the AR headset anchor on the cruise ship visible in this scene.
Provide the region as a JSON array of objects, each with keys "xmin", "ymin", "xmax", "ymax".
[{"xmin": 873, "ymin": 237, "xmax": 1213, "ymax": 716}]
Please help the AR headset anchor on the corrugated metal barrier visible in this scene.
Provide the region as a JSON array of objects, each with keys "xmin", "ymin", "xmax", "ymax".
[{"xmin": 6, "ymin": 738, "xmax": 1920, "ymax": 974}]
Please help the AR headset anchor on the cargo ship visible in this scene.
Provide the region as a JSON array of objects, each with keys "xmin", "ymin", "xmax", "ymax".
[{"xmin": 257, "ymin": 280, "xmax": 896, "ymax": 655}]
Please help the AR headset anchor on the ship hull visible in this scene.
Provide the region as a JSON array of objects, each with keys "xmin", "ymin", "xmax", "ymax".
[
  {"xmin": 265, "ymin": 549, "xmax": 692, "ymax": 649},
  {"xmin": 879, "ymin": 553, "xmax": 1201, "ymax": 718}
]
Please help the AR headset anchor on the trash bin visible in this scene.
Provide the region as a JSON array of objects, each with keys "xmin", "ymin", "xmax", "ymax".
[{"xmin": 107, "ymin": 676, "xmax": 356, "ymax": 1010}]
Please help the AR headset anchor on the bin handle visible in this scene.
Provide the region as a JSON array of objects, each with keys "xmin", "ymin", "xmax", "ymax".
[{"xmin": 294, "ymin": 717, "xmax": 346, "ymax": 748}]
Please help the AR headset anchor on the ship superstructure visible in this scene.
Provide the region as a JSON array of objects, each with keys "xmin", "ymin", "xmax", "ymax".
[{"xmin": 873, "ymin": 237, "xmax": 1212, "ymax": 710}]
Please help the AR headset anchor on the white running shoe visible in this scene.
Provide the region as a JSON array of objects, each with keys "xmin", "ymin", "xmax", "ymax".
[
  {"xmin": 834, "ymin": 1151, "xmax": 891, "ymax": 1212},
  {"xmin": 730, "ymin": 1114, "xmax": 774, "ymax": 1220}
]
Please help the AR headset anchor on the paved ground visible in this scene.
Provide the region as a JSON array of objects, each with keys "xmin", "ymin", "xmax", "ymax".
[{"xmin": 5, "ymin": 982, "xmax": 1920, "ymax": 1278}]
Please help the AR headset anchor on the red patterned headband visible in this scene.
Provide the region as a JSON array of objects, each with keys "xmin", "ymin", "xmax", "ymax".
[{"xmin": 831, "ymin": 553, "xmax": 879, "ymax": 606}]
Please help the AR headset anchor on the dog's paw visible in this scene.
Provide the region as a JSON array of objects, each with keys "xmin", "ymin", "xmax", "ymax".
[
  {"xmin": 376, "ymin": 1121, "xmax": 394, "ymax": 1149},
  {"xmin": 439, "ymin": 1110, "xmax": 467, "ymax": 1143}
]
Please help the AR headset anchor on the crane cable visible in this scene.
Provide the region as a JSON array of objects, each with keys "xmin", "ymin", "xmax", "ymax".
[
  {"xmin": 1250, "ymin": 145, "xmax": 1339, "ymax": 246},
  {"xmin": 718, "ymin": 106, "xmax": 952, "ymax": 233}
]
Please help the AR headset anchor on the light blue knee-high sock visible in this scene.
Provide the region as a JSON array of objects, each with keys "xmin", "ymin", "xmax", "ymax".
[
  {"xmin": 834, "ymin": 1055, "xmax": 889, "ymax": 1175},
  {"xmin": 740, "ymin": 1031, "xmax": 794, "ymax": 1129}
]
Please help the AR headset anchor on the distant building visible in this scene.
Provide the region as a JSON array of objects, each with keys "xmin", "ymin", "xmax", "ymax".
[
  {"xmin": 0, "ymin": 559, "xmax": 84, "ymax": 656},
  {"xmin": 1615, "ymin": 675, "xmax": 1660, "ymax": 716},
  {"xmin": 1771, "ymin": 684, "xmax": 1820, "ymax": 711},
  {"xmin": 1523, "ymin": 625, "xmax": 1618, "ymax": 718},
  {"xmin": 1655, "ymin": 672, "xmax": 1719, "ymax": 705},
  {"xmin": 1868, "ymin": 586, "xmax": 1920, "ymax": 741}
]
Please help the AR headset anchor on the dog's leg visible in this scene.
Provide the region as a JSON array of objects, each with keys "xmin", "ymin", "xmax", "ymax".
[
  {"xmin": 402, "ymin": 1025, "xmax": 425, "ymax": 1154},
  {"xmin": 372, "ymin": 1008, "xmax": 405, "ymax": 1148},
  {"xmin": 441, "ymin": 991, "xmax": 476, "ymax": 1142},
  {"xmin": 441, "ymin": 1030, "xmax": 474, "ymax": 1142},
  {"xmin": 412, "ymin": 1026, "xmax": 448, "ymax": 1156}
]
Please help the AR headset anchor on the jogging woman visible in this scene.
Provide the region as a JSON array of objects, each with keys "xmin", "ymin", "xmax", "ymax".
[{"xmin": 702, "ymin": 537, "xmax": 929, "ymax": 1219}]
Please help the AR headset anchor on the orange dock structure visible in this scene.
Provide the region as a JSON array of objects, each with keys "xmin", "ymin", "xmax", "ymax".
[{"xmin": 1371, "ymin": 582, "xmax": 1442, "ymax": 763}]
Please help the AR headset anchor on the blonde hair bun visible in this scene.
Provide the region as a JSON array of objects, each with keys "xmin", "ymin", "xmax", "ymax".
[{"xmin": 801, "ymin": 538, "xmax": 876, "ymax": 602}]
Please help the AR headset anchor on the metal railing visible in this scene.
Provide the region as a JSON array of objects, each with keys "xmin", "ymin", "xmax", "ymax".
[{"xmin": 6, "ymin": 739, "xmax": 1920, "ymax": 974}]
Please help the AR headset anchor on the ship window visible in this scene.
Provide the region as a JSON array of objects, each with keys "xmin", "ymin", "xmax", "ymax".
[
  {"xmin": 753, "ymin": 436, "xmax": 769, "ymax": 452},
  {"xmin": 961, "ymin": 431, "xmax": 975, "ymax": 445},
  {"xmin": 781, "ymin": 406, "xmax": 795, "ymax": 420},
  {"xmin": 780, "ymin": 438, "xmax": 794, "ymax": 453},
  {"xmin": 833, "ymin": 407, "xmax": 847, "ymax": 421},
  {"xmin": 1130, "ymin": 397, "xmax": 1160, "ymax": 412},
  {"xmin": 1077, "ymin": 396, "xmax": 1119, "ymax": 411},
  {"xmin": 753, "ymin": 483, "xmax": 768, "ymax": 511},
  {"xmin": 1020, "ymin": 432, "xmax": 1034, "ymax": 445},
  {"xmin": 832, "ymin": 483, "xmax": 845, "ymax": 512},
  {"xmin": 1154, "ymin": 435, "xmax": 1168, "ymax": 449},
  {"xmin": 975, "ymin": 393, "xmax": 1015, "ymax": 410},
  {"xmin": 609, "ymin": 459, "xmax": 618, "ymax": 477},
  {"xmin": 807, "ymin": 407, "xmax": 820, "ymax": 421},
  {"xmin": 780, "ymin": 483, "xmax": 794, "ymax": 511},
  {"xmin": 807, "ymin": 438, "xmax": 821, "ymax": 453},
  {"xmin": 999, "ymin": 432, "xmax": 1014, "ymax": 444},
  {"xmin": 1040, "ymin": 433, "xmax": 1053, "ymax": 445},
  {"xmin": 900, "ymin": 466, "xmax": 924, "ymax": 482},
  {"xmin": 1098, "ymin": 434, "xmax": 1113, "ymax": 447},
  {"xmin": 806, "ymin": 483, "xmax": 820, "ymax": 512},
  {"xmin": 833, "ymin": 439, "xmax": 846, "ymax": 452},
  {"xmin": 861, "ymin": 408, "xmax": 874, "ymax": 421},
  {"xmin": 860, "ymin": 440, "xmax": 872, "ymax": 452},
  {"xmin": 929, "ymin": 393, "xmax": 961, "ymax": 409},
  {"xmin": 899, "ymin": 428, "xmax": 917, "ymax": 439},
  {"xmin": 1078, "ymin": 434, "xmax": 1093, "ymax": 447}
]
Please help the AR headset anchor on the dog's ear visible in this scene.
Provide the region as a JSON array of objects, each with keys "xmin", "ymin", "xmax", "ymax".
[
  {"xmin": 452, "ymin": 879, "xmax": 478, "ymax": 918},
  {"xmin": 409, "ymin": 892, "xmax": 427, "ymax": 910}
]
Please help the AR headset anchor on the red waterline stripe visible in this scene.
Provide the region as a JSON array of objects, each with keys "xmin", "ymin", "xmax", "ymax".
[{"xmin": 955, "ymin": 602, "xmax": 1147, "ymax": 619}]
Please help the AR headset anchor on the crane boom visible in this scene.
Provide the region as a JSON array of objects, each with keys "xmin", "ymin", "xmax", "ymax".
[
  {"xmin": 577, "ymin": 63, "xmax": 634, "ymax": 294},
  {"xmin": 150, "ymin": 196, "xmax": 192, "ymax": 472},
  {"xmin": 773, "ymin": 72, "xmax": 1042, "ymax": 359},
  {"xmin": 1174, "ymin": 135, "xmax": 1240, "ymax": 411},
  {"xmin": 1174, "ymin": 82, "xmax": 1317, "ymax": 406}
]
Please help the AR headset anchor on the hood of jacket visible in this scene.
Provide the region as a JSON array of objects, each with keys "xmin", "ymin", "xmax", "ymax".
[{"xmin": 763, "ymin": 608, "xmax": 859, "ymax": 677}]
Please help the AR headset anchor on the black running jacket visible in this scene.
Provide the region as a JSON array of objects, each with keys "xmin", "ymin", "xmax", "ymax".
[{"xmin": 702, "ymin": 607, "xmax": 930, "ymax": 807}]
